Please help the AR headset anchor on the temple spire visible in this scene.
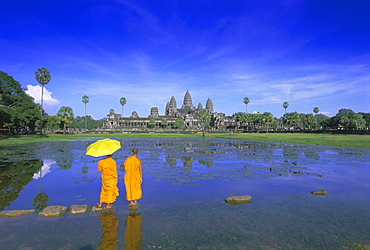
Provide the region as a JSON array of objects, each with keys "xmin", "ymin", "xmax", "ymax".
[{"xmin": 181, "ymin": 90, "xmax": 194, "ymax": 109}]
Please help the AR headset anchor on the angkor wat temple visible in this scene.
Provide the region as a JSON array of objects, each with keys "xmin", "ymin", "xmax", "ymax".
[{"xmin": 103, "ymin": 91, "xmax": 234, "ymax": 131}]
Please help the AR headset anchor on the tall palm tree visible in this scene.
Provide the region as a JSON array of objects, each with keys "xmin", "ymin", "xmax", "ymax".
[
  {"xmin": 313, "ymin": 107, "xmax": 320, "ymax": 129},
  {"xmin": 243, "ymin": 97, "xmax": 250, "ymax": 113},
  {"xmin": 283, "ymin": 102, "xmax": 289, "ymax": 114},
  {"xmin": 35, "ymin": 68, "xmax": 51, "ymax": 135},
  {"xmin": 120, "ymin": 97, "xmax": 126, "ymax": 130},
  {"xmin": 82, "ymin": 95, "xmax": 89, "ymax": 130}
]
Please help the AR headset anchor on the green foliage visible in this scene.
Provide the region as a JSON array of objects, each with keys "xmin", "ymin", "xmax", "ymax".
[
  {"xmin": 197, "ymin": 109, "xmax": 211, "ymax": 124},
  {"xmin": 35, "ymin": 68, "xmax": 51, "ymax": 85},
  {"xmin": 283, "ymin": 102, "xmax": 289, "ymax": 112},
  {"xmin": 325, "ymin": 109, "xmax": 368, "ymax": 129},
  {"xmin": 359, "ymin": 112, "xmax": 370, "ymax": 126},
  {"xmin": 148, "ymin": 118, "xmax": 156, "ymax": 127},
  {"xmin": 70, "ymin": 116, "xmax": 103, "ymax": 129},
  {"xmin": 161, "ymin": 118, "xmax": 168, "ymax": 127},
  {"xmin": 56, "ymin": 106, "xmax": 74, "ymax": 133},
  {"xmin": 44, "ymin": 116, "xmax": 62, "ymax": 130},
  {"xmin": 173, "ymin": 116, "xmax": 185, "ymax": 128},
  {"xmin": 0, "ymin": 71, "xmax": 40, "ymax": 131},
  {"xmin": 243, "ymin": 97, "xmax": 249, "ymax": 112},
  {"xmin": 340, "ymin": 114, "xmax": 366, "ymax": 129},
  {"xmin": 197, "ymin": 109, "xmax": 211, "ymax": 135},
  {"xmin": 304, "ymin": 114, "xmax": 316, "ymax": 129},
  {"xmin": 282, "ymin": 112, "xmax": 301, "ymax": 127},
  {"xmin": 313, "ymin": 107, "xmax": 319, "ymax": 114},
  {"xmin": 243, "ymin": 97, "xmax": 249, "ymax": 105},
  {"xmin": 82, "ymin": 95, "xmax": 89, "ymax": 104},
  {"xmin": 120, "ymin": 97, "xmax": 126, "ymax": 106},
  {"xmin": 0, "ymin": 159, "xmax": 42, "ymax": 210},
  {"xmin": 109, "ymin": 109, "xmax": 115, "ymax": 114},
  {"xmin": 33, "ymin": 193, "xmax": 49, "ymax": 211}
]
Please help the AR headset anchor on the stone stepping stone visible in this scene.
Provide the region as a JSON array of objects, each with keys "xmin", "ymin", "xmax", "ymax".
[
  {"xmin": 311, "ymin": 189, "xmax": 328, "ymax": 195},
  {"xmin": 226, "ymin": 195, "xmax": 252, "ymax": 205},
  {"xmin": 0, "ymin": 209, "xmax": 35, "ymax": 218},
  {"xmin": 91, "ymin": 204, "xmax": 115, "ymax": 212},
  {"xmin": 70, "ymin": 205, "xmax": 89, "ymax": 214},
  {"xmin": 38, "ymin": 206, "xmax": 68, "ymax": 217},
  {"xmin": 128, "ymin": 204, "xmax": 140, "ymax": 211}
]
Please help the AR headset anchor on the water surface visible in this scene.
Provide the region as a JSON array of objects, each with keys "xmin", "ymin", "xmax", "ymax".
[{"xmin": 0, "ymin": 138, "xmax": 369, "ymax": 249}]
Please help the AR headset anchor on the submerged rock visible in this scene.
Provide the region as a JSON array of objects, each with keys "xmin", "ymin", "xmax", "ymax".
[
  {"xmin": 226, "ymin": 195, "xmax": 252, "ymax": 205},
  {"xmin": 311, "ymin": 189, "xmax": 328, "ymax": 195},
  {"xmin": 0, "ymin": 209, "xmax": 35, "ymax": 218},
  {"xmin": 91, "ymin": 204, "xmax": 115, "ymax": 212},
  {"xmin": 70, "ymin": 205, "xmax": 89, "ymax": 214},
  {"xmin": 38, "ymin": 206, "xmax": 68, "ymax": 217},
  {"xmin": 128, "ymin": 204, "xmax": 140, "ymax": 211}
]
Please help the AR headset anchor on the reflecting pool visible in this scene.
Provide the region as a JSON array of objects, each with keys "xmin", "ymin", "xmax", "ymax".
[{"xmin": 0, "ymin": 138, "xmax": 369, "ymax": 249}]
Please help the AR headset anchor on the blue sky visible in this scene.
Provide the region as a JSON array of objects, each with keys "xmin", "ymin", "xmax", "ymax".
[{"xmin": 1, "ymin": 0, "xmax": 369, "ymax": 119}]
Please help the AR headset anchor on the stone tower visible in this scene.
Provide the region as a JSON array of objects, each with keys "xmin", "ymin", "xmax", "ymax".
[
  {"xmin": 206, "ymin": 98, "xmax": 214, "ymax": 113},
  {"xmin": 166, "ymin": 96, "xmax": 177, "ymax": 115},
  {"xmin": 181, "ymin": 90, "xmax": 194, "ymax": 109},
  {"xmin": 149, "ymin": 107, "xmax": 159, "ymax": 118}
]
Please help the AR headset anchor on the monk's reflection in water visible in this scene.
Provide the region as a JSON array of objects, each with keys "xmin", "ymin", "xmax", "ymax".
[
  {"xmin": 97, "ymin": 209, "xmax": 142, "ymax": 250},
  {"xmin": 97, "ymin": 210, "xmax": 119, "ymax": 250},
  {"xmin": 124, "ymin": 210, "xmax": 142, "ymax": 250}
]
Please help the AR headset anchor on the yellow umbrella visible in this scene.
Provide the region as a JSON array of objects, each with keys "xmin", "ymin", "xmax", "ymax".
[{"xmin": 86, "ymin": 138, "xmax": 121, "ymax": 157}]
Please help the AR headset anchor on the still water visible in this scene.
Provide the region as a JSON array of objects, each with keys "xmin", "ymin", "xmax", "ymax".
[{"xmin": 0, "ymin": 138, "xmax": 369, "ymax": 249}]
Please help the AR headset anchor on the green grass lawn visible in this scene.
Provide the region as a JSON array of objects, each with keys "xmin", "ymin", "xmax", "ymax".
[{"xmin": 0, "ymin": 132, "xmax": 369, "ymax": 148}]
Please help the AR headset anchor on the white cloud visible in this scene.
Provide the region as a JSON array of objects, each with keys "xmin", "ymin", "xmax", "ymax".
[
  {"xmin": 25, "ymin": 85, "xmax": 60, "ymax": 106},
  {"xmin": 33, "ymin": 159, "xmax": 56, "ymax": 179}
]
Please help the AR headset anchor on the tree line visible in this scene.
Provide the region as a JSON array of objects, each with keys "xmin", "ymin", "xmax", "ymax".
[
  {"xmin": 237, "ymin": 97, "xmax": 369, "ymax": 132},
  {"xmin": 1, "ymin": 70, "xmax": 369, "ymax": 134},
  {"xmin": 0, "ymin": 70, "xmax": 103, "ymax": 134}
]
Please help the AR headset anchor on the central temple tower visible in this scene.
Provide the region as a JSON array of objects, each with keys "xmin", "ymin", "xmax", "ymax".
[{"xmin": 181, "ymin": 90, "xmax": 194, "ymax": 109}]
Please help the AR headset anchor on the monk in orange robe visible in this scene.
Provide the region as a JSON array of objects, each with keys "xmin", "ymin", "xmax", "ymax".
[
  {"xmin": 124, "ymin": 149, "xmax": 142, "ymax": 206},
  {"xmin": 97, "ymin": 154, "xmax": 119, "ymax": 208}
]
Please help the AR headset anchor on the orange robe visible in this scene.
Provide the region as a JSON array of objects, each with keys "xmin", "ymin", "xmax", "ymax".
[
  {"xmin": 98, "ymin": 156, "xmax": 119, "ymax": 204},
  {"xmin": 124, "ymin": 156, "xmax": 142, "ymax": 201}
]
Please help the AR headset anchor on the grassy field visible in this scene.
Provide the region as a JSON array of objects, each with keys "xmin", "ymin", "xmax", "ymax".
[{"xmin": 0, "ymin": 132, "xmax": 369, "ymax": 148}]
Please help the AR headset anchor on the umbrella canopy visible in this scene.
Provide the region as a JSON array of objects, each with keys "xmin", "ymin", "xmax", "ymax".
[{"xmin": 86, "ymin": 138, "xmax": 121, "ymax": 157}]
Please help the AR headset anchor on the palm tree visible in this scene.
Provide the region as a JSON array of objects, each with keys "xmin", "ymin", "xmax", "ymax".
[
  {"xmin": 262, "ymin": 112, "xmax": 274, "ymax": 133},
  {"xmin": 305, "ymin": 114, "xmax": 316, "ymax": 129},
  {"xmin": 197, "ymin": 109, "xmax": 211, "ymax": 136},
  {"xmin": 82, "ymin": 95, "xmax": 89, "ymax": 130},
  {"xmin": 243, "ymin": 97, "xmax": 250, "ymax": 113},
  {"xmin": 120, "ymin": 97, "xmax": 126, "ymax": 130},
  {"xmin": 283, "ymin": 102, "xmax": 289, "ymax": 114},
  {"xmin": 313, "ymin": 107, "xmax": 319, "ymax": 129},
  {"xmin": 57, "ymin": 106, "xmax": 74, "ymax": 134},
  {"xmin": 35, "ymin": 68, "xmax": 51, "ymax": 135},
  {"xmin": 283, "ymin": 112, "xmax": 300, "ymax": 129}
]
